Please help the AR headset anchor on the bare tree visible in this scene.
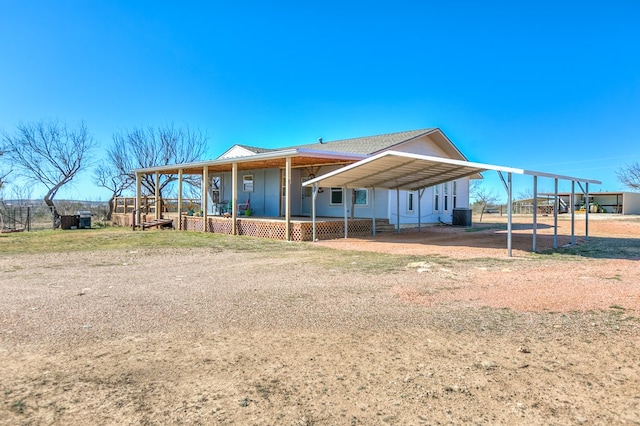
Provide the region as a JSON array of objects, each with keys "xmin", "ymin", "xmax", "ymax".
[
  {"xmin": 470, "ymin": 180, "xmax": 500, "ymax": 222},
  {"xmin": 1, "ymin": 120, "xmax": 94, "ymax": 225},
  {"xmin": 0, "ymin": 150, "xmax": 10, "ymax": 192},
  {"xmin": 517, "ymin": 188, "xmax": 534, "ymax": 201},
  {"xmin": 106, "ymin": 124, "xmax": 208, "ymax": 203},
  {"xmin": 616, "ymin": 162, "xmax": 640, "ymax": 191},
  {"xmin": 95, "ymin": 163, "xmax": 134, "ymax": 220}
]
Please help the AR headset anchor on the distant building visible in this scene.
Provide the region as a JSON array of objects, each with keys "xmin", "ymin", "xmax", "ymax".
[{"xmin": 555, "ymin": 191, "xmax": 640, "ymax": 215}]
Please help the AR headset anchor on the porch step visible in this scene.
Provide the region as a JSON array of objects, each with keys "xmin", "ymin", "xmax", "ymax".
[
  {"xmin": 375, "ymin": 219, "xmax": 428, "ymax": 233},
  {"xmin": 375, "ymin": 219, "xmax": 396, "ymax": 233}
]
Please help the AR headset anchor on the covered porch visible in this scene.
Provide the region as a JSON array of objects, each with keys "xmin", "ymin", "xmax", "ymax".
[
  {"xmin": 181, "ymin": 215, "xmax": 373, "ymax": 241},
  {"xmin": 110, "ymin": 196, "xmax": 373, "ymax": 241},
  {"xmin": 126, "ymin": 148, "xmax": 365, "ymax": 240}
]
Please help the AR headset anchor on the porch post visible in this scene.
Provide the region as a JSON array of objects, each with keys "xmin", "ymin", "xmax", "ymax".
[
  {"xmin": 202, "ymin": 166, "xmax": 209, "ymax": 233},
  {"xmin": 285, "ymin": 157, "xmax": 291, "ymax": 241},
  {"xmin": 135, "ymin": 172, "xmax": 142, "ymax": 228},
  {"xmin": 371, "ymin": 187, "xmax": 376, "ymax": 236},
  {"xmin": 532, "ymin": 175, "xmax": 537, "ymax": 253},
  {"xmin": 177, "ymin": 168, "xmax": 183, "ymax": 230},
  {"xmin": 154, "ymin": 171, "xmax": 160, "ymax": 220},
  {"xmin": 232, "ymin": 162, "xmax": 238, "ymax": 235},
  {"xmin": 343, "ymin": 186, "xmax": 348, "ymax": 238}
]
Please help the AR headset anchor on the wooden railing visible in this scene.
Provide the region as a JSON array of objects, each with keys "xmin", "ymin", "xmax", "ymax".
[{"xmin": 113, "ymin": 197, "xmax": 202, "ymax": 215}]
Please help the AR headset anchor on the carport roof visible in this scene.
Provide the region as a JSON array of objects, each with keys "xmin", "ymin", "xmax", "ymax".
[{"xmin": 302, "ymin": 150, "xmax": 601, "ymax": 191}]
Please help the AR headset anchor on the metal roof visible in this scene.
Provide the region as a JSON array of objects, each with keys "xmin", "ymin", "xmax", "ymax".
[
  {"xmin": 289, "ymin": 129, "xmax": 437, "ymax": 155},
  {"xmin": 302, "ymin": 150, "xmax": 601, "ymax": 191},
  {"xmin": 131, "ymin": 128, "xmax": 469, "ymax": 175},
  {"xmin": 132, "ymin": 148, "xmax": 367, "ymax": 175}
]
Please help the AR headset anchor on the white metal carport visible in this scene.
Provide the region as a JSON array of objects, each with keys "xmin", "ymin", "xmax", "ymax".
[{"xmin": 302, "ymin": 150, "xmax": 602, "ymax": 257}]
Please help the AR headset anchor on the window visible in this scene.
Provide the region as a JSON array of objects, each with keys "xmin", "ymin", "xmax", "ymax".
[
  {"xmin": 434, "ymin": 185, "xmax": 439, "ymax": 211},
  {"xmin": 453, "ymin": 181, "xmax": 457, "ymax": 209},
  {"xmin": 407, "ymin": 192, "xmax": 415, "ymax": 213},
  {"xmin": 330, "ymin": 187, "xmax": 343, "ymax": 205},
  {"xmin": 444, "ymin": 183, "xmax": 449, "ymax": 211},
  {"xmin": 243, "ymin": 175, "xmax": 254, "ymax": 192},
  {"xmin": 210, "ymin": 176, "xmax": 221, "ymax": 204},
  {"xmin": 354, "ymin": 188, "xmax": 368, "ymax": 206}
]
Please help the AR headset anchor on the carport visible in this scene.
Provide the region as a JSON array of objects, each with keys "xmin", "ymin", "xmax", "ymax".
[{"xmin": 302, "ymin": 150, "xmax": 601, "ymax": 257}]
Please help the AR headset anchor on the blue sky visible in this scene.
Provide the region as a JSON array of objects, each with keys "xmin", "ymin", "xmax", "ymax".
[{"xmin": 1, "ymin": 0, "xmax": 639, "ymax": 201}]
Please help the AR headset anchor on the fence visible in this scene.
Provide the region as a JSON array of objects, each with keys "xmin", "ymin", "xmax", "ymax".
[
  {"xmin": 0, "ymin": 205, "xmax": 53, "ymax": 231},
  {"xmin": 0, "ymin": 200, "xmax": 111, "ymax": 231}
]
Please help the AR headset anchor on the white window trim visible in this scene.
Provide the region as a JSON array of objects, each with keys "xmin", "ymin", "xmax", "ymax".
[
  {"xmin": 329, "ymin": 187, "xmax": 343, "ymax": 205},
  {"xmin": 243, "ymin": 174, "xmax": 254, "ymax": 192},
  {"xmin": 353, "ymin": 188, "xmax": 368, "ymax": 207}
]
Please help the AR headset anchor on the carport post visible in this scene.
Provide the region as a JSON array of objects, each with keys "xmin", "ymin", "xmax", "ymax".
[
  {"xmin": 553, "ymin": 178, "xmax": 558, "ymax": 249},
  {"xmin": 585, "ymin": 182, "xmax": 589, "ymax": 241},
  {"xmin": 396, "ymin": 188, "xmax": 401, "ymax": 234},
  {"xmin": 418, "ymin": 188, "xmax": 425, "ymax": 232},
  {"xmin": 532, "ymin": 175, "xmax": 538, "ymax": 252},
  {"xmin": 507, "ymin": 172, "xmax": 513, "ymax": 257},
  {"xmin": 571, "ymin": 181, "xmax": 575, "ymax": 245}
]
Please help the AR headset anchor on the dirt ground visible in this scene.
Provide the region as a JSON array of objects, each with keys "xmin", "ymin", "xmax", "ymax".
[{"xmin": 1, "ymin": 215, "xmax": 639, "ymax": 425}]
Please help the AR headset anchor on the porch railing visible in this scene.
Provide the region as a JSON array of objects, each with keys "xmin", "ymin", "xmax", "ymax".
[{"xmin": 113, "ymin": 197, "xmax": 202, "ymax": 215}]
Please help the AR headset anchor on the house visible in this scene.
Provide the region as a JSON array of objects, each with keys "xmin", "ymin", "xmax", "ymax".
[
  {"xmin": 119, "ymin": 127, "xmax": 600, "ymax": 256},
  {"xmin": 212, "ymin": 128, "xmax": 476, "ymax": 226}
]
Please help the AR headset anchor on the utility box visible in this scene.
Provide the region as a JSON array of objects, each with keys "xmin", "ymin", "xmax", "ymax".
[
  {"xmin": 77, "ymin": 211, "xmax": 92, "ymax": 229},
  {"xmin": 60, "ymin": 215, "xmax": 79, "ymax": 230},
  {"xmin": 452, "ymin": 208, "xmax": 472, "ymax": 227}
]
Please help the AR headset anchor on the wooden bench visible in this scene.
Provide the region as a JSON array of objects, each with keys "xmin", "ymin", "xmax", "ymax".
[{"xmin": 139, "ymin": 218, "xmax": 173, "ymax": 230}]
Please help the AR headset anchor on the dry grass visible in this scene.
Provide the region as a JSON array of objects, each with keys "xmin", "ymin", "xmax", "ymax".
[{"xmin": 1, "ymin": 220, "xmax": 640, "ymax": 424}]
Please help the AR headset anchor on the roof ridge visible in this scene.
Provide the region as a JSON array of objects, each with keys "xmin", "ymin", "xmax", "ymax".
[{"xmin": 324, "ymin": 128, "xmax": 434, "ymax": 144}]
